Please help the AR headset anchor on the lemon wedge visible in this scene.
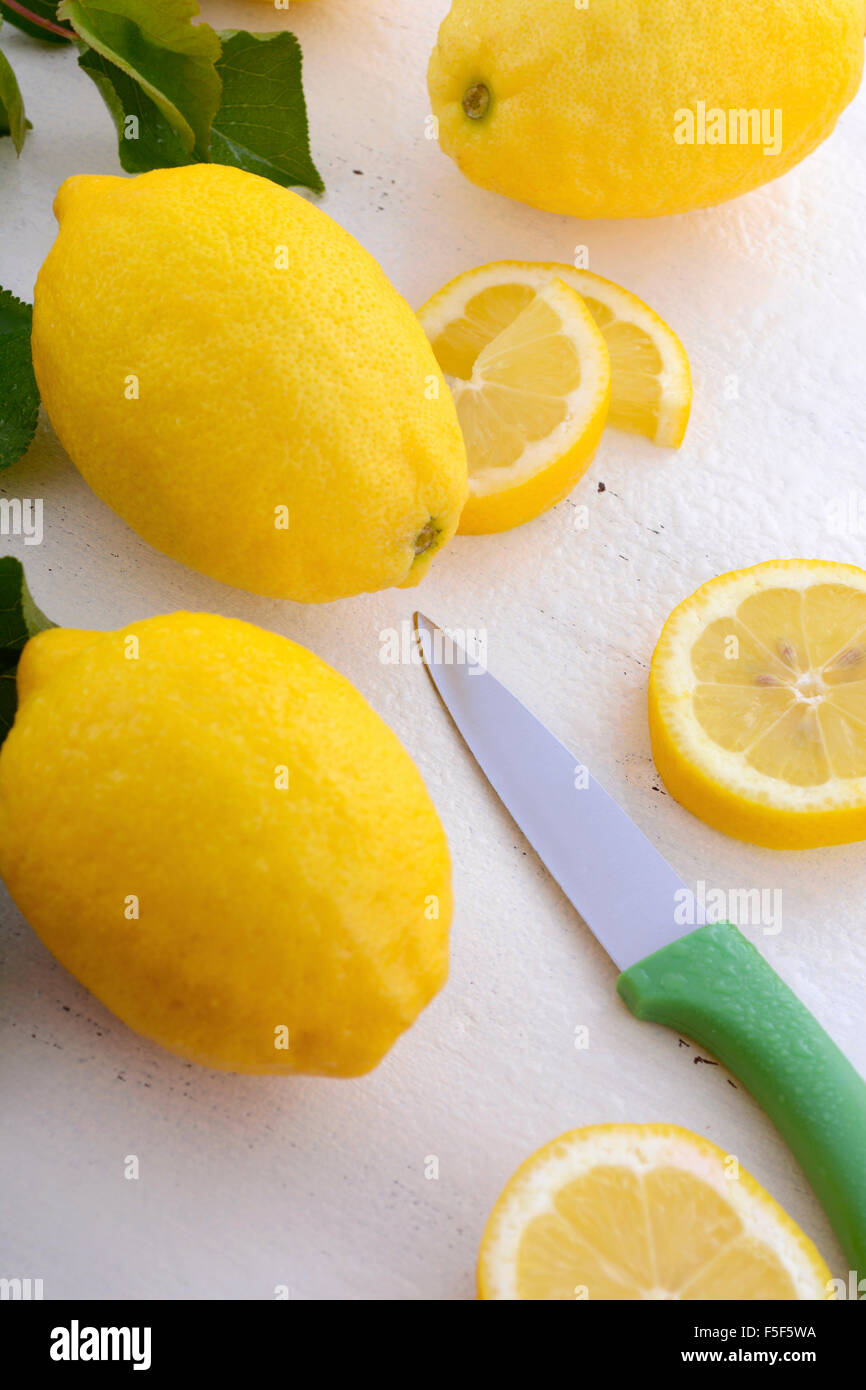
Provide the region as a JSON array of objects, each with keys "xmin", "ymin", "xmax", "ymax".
[
  {"xmin": 478, "ymin": 1125, "xmax": 832, "ymax": 1301},
  {"xmin": 419, "ymin": 268, "xmax": 611, "ymax": 533},
  {"xmin": 650, "ymin": 560, "xmax": 866, "ymax": 848}
]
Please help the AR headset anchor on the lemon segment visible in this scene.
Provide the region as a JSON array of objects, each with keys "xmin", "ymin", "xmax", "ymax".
[
  {"xmin": 419, "ymin": 267, "xmax": 611, "ymax": 533},
  {"xmin": 650, "ymin": 560, "xmax": 866, "ymax": 847},
  {"xmin": 478, "ymin": 1125, "xmax": 832, "ymax": 1301}
]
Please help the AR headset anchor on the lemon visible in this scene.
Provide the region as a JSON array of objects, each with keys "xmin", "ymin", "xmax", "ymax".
[
  {"xmin": 31, "ymin": 165, "xmax": 467, "ymax": 603},
  {"xmin": 650, "ymin": 560, "xmax": 866, "ymax": 849},
  {"xmin": 421, "ymin": 261, "xmax": 690, "ymax": 466},
  {"xmin": 418, "ymin": 269, "xmax": 610, "ymax": 533},
  {"xmin": 478, "ymin": 1125, "xmax": 832, "ymax": 1300},
  {"xmin": 0, "ymin": 613, "xmax": 451, "ymax": 1075},
  {"xmin": 428, "ymin": 0, "xmax": 865, "ymax": 218}
]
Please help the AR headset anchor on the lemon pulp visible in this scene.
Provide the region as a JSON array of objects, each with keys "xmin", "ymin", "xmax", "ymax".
[
  {"xmin": 433, "ymin": 281, "xmax": 588, "ymax": 488},
  {"xmin": 478, "ymin": 1125, "xmax": 832, "ymax": 1301},
  {"xmin": 690, "ymin": 583, "xmax": 866, "ymax": 787},
  {"xmin": 516, "ymin": 1165, "xmax": 797, "ymax": 1300},
  {"xmin": 579, "ymin": 292, "xmax": 666, "ymax": 440}
]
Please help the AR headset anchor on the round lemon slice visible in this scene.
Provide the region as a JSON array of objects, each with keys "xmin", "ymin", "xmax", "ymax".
[
  {"xmin": 650, "ymin": 560, "xmax": 866, "ymax": 848},
  {"xmin": 418, "ymin": 267, "xmax": 611, "ymax": 533},
  {"xmin": 478, "ymin": 1124, "xmax": 832, "ymax": 1301}
]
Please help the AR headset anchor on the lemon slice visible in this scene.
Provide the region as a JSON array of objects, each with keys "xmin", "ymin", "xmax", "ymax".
[
  {"xmin": 650, "ymin": 560, "xmax": 866, "ymax": 848},
  {"xmin": 478, "ymin": 1125, "xmax": 832, "ymax": 1301},
  {"xmin": 418, "ymin": 269, "xmax": 611, "ymax": 533},
  {"xmin": 565, "ymin": 266, "xmax": 692, "ymax": 447},
  {"xmin": 419, "ymin": 262, "xmax": 690, "ymax": 494}
]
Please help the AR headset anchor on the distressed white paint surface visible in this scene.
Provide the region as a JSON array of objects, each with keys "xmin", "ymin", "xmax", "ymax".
[{"xmin": 0, "ymin": 0, "xmax": 864, "ymax": 1300}]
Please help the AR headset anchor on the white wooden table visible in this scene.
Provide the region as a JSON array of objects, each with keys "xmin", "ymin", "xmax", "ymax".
[{"xmin": 1, "ymin": 0, "xmax": 864, "ymax": 1299}]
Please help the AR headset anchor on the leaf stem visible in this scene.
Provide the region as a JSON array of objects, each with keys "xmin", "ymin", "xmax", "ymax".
[{"xmin": 2, "ymin": 0, "xmax": 74, "ymax": 39}]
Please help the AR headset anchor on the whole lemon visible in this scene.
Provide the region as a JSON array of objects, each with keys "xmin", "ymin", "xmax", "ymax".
[
  {"xmin": 0, "ymin": 613, "xmax": 451, "ymax": 1075},
  {"xmin": 31, "ymin": 165, "xmax": 467, "ymax": 602},
  {"xmin": 428, "ymin": 0, "xmax": 864, "ymax": 218}
]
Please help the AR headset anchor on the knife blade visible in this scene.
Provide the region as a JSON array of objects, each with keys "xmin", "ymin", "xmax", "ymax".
[
  {"xmin": 415, "ymin": 611, "xmax": 866, "ymax": 1279},
  {"xmin": 413, "ymin": 613, "xmax": 700, "ymax": 969}
]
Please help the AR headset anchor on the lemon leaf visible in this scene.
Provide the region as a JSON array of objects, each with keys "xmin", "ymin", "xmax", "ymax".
[
  {"xmin": 75, "ymin": 25, "xmax": 324, "ymax": 192},
  {"xmin": 210, "ymin": 30, "xmax": 323, "ymax": 194},
  {"xmin": 0, "ymin": 557, "xmax": 56, "ymax": 745},
  {"xmin": 0, "ymin": 18, "xmax": 29, "ymax": 152},
  {"xmin": 0, "ymin": 287, "xmax": 40, "ymax": 470},
  {"xmin": 0, "ymin": 0, "xmax": 75, "ymax": 45},
  {"xmin": 77, "ymin": 47, "xmax": 194, "ymax": 172},
  {"xmin": 58, "ymin": 0, "xmax": 222, "ymax": 160}
]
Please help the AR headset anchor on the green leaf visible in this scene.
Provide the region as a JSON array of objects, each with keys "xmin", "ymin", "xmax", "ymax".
[
  {"xmin": 211, "ymin": 30, "xmax": 323, "ymax": 193},
  {"xmin": 58, "ymin": 0, "xmax": 222, "ymax": 160},
  {"xmin": 0, "ymin": 557, "xmax": 56, "ymax": 746},
  {"xmin": 0, "ymin": 18, "xmax": 28, "ymax": 152},
  {"xmin": 76, "ymin": 26, "xmax": 325, "ymax": 192},
  {"xmin": 78, "ymin": 47, "xmax": 193, "ymax": 172},
  {"xmin": 0, "ymin": 287, "xmax": 40, "ymax": 469},
  {"xmin": 0, "ymin": 0, "xmax": 75, "ymax": 46}
]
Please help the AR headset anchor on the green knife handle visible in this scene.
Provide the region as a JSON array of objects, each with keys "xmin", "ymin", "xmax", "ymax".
[{"xmin": 617, "ymin": 920, "xmax": 866, "ymax": 1281}]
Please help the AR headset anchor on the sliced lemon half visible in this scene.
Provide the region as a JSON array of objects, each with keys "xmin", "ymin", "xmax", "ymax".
[
  {"xmin": 650, "ymin": 560, "xmax": 866, "ymax": 848},
  {"xmin": 478, "ymin": 1124, "xmax": 832, "ymax": 1301},
  {"xmin": 418, "ymin": 268, "xmax": 611, "ymax": 533}
]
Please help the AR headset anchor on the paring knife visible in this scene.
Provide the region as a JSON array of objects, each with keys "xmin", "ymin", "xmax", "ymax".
[{"xmin": 414, "ymin": 612, "xmax": 866, "ymax": 1277}]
